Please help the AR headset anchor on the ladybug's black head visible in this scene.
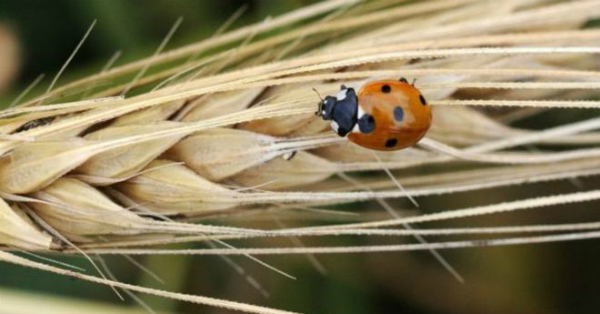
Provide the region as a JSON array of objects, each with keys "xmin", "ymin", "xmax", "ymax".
[
  {"xmin": 315, "ymin": 85, "xmax": 359, "ymax": 137},
  {"xmin": 317, "ymin": 96, "xmax": 337, "ymax": 120}
]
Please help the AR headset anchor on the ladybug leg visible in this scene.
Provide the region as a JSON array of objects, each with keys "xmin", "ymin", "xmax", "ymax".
[
  {"xmin": 412, "ymin": 78, "xmax": 418, "ymax": 86},
  {"xmin": 282, "ymin": 151, "xmax": 297, "ymax": 161},
  {"xmin": 399, "ymin": 77, "xmax": 408, "ymax": 84}
]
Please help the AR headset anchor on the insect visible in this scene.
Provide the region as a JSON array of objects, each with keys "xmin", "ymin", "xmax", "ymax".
[{"xmin": 315, "ymin": 78, "xmax": 431, "ymax": 151}]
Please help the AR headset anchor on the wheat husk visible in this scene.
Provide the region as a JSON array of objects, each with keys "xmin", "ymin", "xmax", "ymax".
[
  {"xmin": 28, "ymin": 178, "xmax": 156, "ymax": 239},
  {"xmin": 0, "ymin": 200, "xmax": 52, "ymax": 250},
  {"xmin": 0, "ymin": 139, "xmax": 92, "ymax": 194},
  {"xmin": 231, "ymin": 151, "xmax": 336, "ymax": 190},
  {"xmin": 77, "ymin": 122, "xmax": 187, "ymax": 184},
  {"xmin": 117, "ymin": 160, "xmax": 241, "ymax": 215},
  {"xmin": 167, "ymin": 128, "xmax": 298, "ymax": 181}
]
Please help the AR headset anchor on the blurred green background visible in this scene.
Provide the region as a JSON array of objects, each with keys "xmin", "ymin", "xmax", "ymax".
[{"xmin": 1, "ymin": 1, "xmax": 600, "ymax": 314}]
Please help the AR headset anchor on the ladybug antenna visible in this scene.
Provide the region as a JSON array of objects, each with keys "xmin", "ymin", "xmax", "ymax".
[
  {"xmin": 312, "ymin": 88, "xmax": 325, "ymax": 116},
  {"xmin": 312, "ymin": 88, "xmax": 324, "ymax": 101}
]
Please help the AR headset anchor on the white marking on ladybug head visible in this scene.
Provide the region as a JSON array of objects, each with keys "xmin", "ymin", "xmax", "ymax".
[
  {"xmin": 330, "ymin": 120, "xmax": 339, "ymax": 133},
  {"xmin": 357, "ymin": 105, "xmax": 366, "ymax": 119},
  {"xmin": 351, "ymin": 123, "xmax": 361, "ymax": 133},
  {"xmin": 336, "ymin": 89, "xmax": 347, "ymax": 101}
]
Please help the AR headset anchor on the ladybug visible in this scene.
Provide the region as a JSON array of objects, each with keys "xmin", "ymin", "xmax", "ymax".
[{"xmin": 316, "ymin": 78, "xmax": 431, "ymax": 151}]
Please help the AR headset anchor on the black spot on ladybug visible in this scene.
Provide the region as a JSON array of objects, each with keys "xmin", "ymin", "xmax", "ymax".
[
  {"xmin": 419, "ymin": 94, "xmax": 427, "ymax": 106},
  {"xmin": 393, "ymin": 106, "xmax": 404, "ymax": 122},
  {"xmin": 381, "ymin": 84, "xmax": 391, "ymax": 93},
  {"xmin": 358, "ymin": 114, "xmax": 376, "ymax": 134},
  {"xmin": 385, "ymin": 138, "xmax": 398, "ymax": 148}
]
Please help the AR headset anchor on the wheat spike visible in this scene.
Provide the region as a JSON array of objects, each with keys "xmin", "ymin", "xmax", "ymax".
[{"xmin": 2, "ymin": 0, "xmax": 600, "ymax": 313}]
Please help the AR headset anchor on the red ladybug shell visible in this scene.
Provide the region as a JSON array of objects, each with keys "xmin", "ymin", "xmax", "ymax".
[{"xmin": 347, "ymin": 79, "xmax": 432, "ymax": 151}]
